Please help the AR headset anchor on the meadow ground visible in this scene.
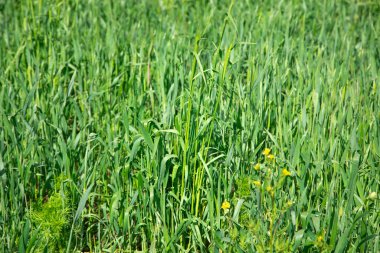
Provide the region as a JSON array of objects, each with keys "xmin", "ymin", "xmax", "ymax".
[{"xmin": 0, "ymin": 0, "xmax": 379, "ymax": 252}]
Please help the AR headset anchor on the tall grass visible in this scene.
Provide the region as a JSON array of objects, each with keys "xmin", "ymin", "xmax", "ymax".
[{"xmin": 1, "ymin": 0, "xmax": 379, "ymax": 252}]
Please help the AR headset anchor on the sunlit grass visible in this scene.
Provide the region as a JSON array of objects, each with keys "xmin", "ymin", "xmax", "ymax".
[{"xmin": 1, "ymin": 0, "xmax": 379, "ymax": 252}]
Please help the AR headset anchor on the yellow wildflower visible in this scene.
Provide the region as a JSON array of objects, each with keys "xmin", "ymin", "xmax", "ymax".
[
  {"xmin": 282, "ymin": 168, "xmax": 291, "ymax": 177},
  {"xmin": 368, "ymin": 192, "xmax": 377, "ymax": 200},
  {"xmin": 221, "ymin": 201, "xmax": 230, "ymax": 210},
  {"xmin": 317, "ymin": 235, "xmax": 323, "ymax": 243},
  {"xmin": 254, "ymin": 163, "xmax": 261, "ymax": 171},
  {"xmin": 266, "ymin": 185, "xmax": 274, "ymax": 197},
  {"xmin": 262, "ymin": 148, "xmax": 271, "ymax": 156},
  {"xmin": 338, "ymin": 207, "xmax": 344, "ymax": 217},
  {"xmin": 267, "ymin": 154, "xmax": 275, "ymax": 161},
  {"xmin": 253, "ymin": 180, "xmax": 261, "ymax": 187}
]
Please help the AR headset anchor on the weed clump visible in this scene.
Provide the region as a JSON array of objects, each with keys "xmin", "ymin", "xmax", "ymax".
[{"xmin": 28, "ymin": 176, "xmax": 70, "ymax": 252}]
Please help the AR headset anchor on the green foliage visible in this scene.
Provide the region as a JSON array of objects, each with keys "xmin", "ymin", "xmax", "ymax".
[
  {"xmin": 234, "ymin": 176, "xmax": 252, "ymax": 199},
  {"xmin": 27, "ymin": 175, "xmax": 70, "ymax": 252},
  {"xmin": 29, "ymin": 192, "xmax": 69, "ymax": 252},
  {"xmin": 1, "ymin": 0, "xmax": 379, "ymax": 252}
]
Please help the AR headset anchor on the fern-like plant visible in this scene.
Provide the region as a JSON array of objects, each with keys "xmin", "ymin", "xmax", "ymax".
[{"xmin": 28, "ymin": 176, "xmax": 70, "ymax": 252}]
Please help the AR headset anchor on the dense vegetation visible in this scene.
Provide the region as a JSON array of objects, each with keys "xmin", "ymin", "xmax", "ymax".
[{"xmin": 1, "ymin": 0, "xmax": 379, "ymax": 252}]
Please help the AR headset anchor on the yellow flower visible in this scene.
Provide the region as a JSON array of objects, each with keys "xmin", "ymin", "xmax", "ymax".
[
  {"xmin": 267, "ymin": 154, "xmax": 275, "ymax": 161},
  {"xmin": 254, "ymin": 163, "xmax": 261, "ymax": 171},
  {"xmin": 286, "ymin": 200, "xmax": 293, "ymax": 208},
  {"xmin": 368, "ymin": 192, "xmax": 377, "ymax": 200},
  {"xmin": 317, "ymin": 235, "xmax": 324, "ymax": 243},
  {"xmin": 253, "ymin": 180, "xmax": 261, "ymax": 187},
  {"xmin": 262, "ymin": 148, "xmax": 271, "ymax": 156},
  {"xmin": 266, "ymin": 185, "xmax": 274, "ymax": 197},
  {"xmin": 338, "ymin": 207, "xmax": 344, "ymax": 217},
  {"xmin": 282, "ymin": 168, "xmax": 291, "ymax": 176},
  {"xmin": 221, "ymin": 201, "xmax": 230, "ymax": 210}
]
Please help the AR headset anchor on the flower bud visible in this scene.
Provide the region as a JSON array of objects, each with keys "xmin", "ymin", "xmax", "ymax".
[{"xmin": 368, "ymin": 192, "xmax": 377, "ymax": 200}]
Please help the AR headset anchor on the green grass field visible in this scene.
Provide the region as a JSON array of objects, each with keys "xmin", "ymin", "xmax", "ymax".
[{"xmin": 1, "ymin": 0, "xmax": 380, "ymax": 252}]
